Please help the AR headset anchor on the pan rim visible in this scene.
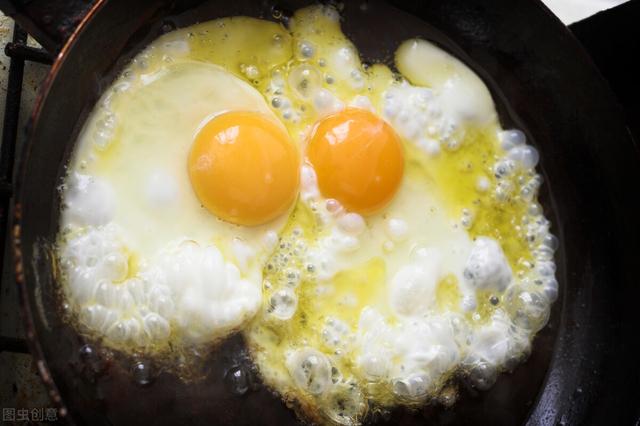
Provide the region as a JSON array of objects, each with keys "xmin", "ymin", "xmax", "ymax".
[{"xmin": 9, "ymin": 0, "xmax": 108, "ymax": 420}]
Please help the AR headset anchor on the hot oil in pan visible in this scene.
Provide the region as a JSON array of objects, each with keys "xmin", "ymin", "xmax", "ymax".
[{"xmin": 45, "ymin": 1, "xmax": 560, "ymax": 425}]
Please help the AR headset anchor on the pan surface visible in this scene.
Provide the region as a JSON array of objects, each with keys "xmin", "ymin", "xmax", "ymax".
[{"xmin": 11, "ymin": 0, "xmax": 640, "ymax": 424}]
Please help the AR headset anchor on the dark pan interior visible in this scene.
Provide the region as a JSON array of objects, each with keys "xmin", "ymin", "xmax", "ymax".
[{"xmin": 13, "ymin": 0, "xmax": 640, "ymax": 425}]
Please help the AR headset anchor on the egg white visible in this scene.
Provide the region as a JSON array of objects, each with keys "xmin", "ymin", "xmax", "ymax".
[
  {"xmin": 57, "ymin": 5, "xmax": 558, "ymax": 426},
  {"xmin": 60, "ymin": 61, "xmax": 289, "ymax": 348}
]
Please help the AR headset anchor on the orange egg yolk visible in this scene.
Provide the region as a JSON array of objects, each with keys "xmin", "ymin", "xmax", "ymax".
[
  {"xmin": 188, "ymin": 111, "xmax": 300, "ymax": 226},
  {"xmin": 306, "ymin": 108, "xmax": 404, "ymax": 215}
]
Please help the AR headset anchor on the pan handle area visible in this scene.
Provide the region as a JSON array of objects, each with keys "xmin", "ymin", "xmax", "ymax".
[{"xmin": 0, "ymin": 0, "xmax": 95, "ymax": 53}]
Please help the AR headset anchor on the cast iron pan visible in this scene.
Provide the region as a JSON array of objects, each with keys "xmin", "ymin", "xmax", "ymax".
[{"xmin": 2, "ymin": 0, "xmax": 639, "ymax": 424}]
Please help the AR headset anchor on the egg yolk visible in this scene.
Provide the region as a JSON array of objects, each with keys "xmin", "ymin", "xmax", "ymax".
[
  {"xmin": 188, "ymin": 111, "xmax": 300, "ymax": 226},
  {"xmin": 306, "ymin": 108, "xmax": 404, "ymax": 215}
]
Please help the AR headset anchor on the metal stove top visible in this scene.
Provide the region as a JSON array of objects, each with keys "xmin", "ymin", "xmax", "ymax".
[{"xmin": 0, "ymin": 15, "xmax": 54, "ymax": 421}]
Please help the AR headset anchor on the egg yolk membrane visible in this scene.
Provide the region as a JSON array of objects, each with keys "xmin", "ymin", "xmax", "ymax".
[
  {"xmin": 307, "ymin": 108, "xmax": 404, "ymax": 215},
  {"xmin": 188, "ymin": 111, "xmax": 300, "ymax": 226}
]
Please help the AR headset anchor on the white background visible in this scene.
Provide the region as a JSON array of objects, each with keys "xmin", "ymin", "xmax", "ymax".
[{"xmin": 542, "ymin": 0, "xmax": 629, "ymax": 23}]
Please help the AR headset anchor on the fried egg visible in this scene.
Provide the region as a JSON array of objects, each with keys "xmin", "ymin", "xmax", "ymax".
[
  {"xmin": 237, "ymin": 6, "xmax": 556, "ymax": 424},
  {"xmin": 57, "ymin": 4, "xmax": 558, "ymax": 425},
  {"xmin": 59, "ymin": 50, "xmax": 299, "ymax": 348}
]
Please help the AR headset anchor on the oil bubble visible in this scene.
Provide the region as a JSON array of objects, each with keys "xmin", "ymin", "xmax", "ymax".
[
  {"xmin": 269, "ymin": 288, "xmax": 298, "ymax": 320},
  {"xmin": 224, "ymin": 365, "xmax": 250, "ymax": 395},
  {"xmin": 131, "ymin": 360, "xmax": 155, "ymax": 386},
  {"xmin": 79, "ymin": 344, "xmax": 107, "ymax": 375},
  {"xmin": 467, "ymin": 361, "xmax": 497, "ymax": 391}
]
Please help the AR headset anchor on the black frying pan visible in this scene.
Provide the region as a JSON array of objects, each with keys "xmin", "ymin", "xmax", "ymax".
[{"xmin": 2, "ymin": 0, "xmax": 639, "ymax": 424}]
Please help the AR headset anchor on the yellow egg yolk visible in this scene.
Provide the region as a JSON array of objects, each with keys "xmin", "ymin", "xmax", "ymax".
[
  {"xmin": 306, "ymin": 108, "xmax": 404, "ymax": 215},
  {"xmin": 188, "ymin": 111, "xmax": 300, "ymax": 226}
]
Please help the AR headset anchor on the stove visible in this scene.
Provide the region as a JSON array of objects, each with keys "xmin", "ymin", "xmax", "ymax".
[{"xmin": 0, "ymin": 18, "xmax": 54, "ymax": 421}]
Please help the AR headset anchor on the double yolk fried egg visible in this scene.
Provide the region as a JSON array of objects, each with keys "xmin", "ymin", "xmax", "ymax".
[{"xmin": 57, "ymin": 5, "xmax": 558, "ymax": 425}]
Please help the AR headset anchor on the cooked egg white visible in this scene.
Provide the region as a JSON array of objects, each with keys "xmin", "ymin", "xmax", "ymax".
[
  {"xmin": 60, "ymin": 60, "xmax": 290, "ymax": 349},
  {"xmin": 57, "ymin": 4, "xmax": 558, "ymax": 425}
]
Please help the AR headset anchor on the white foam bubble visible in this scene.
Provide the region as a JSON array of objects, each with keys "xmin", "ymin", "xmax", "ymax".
[
  {"xmin": 390, "ymin": 248, "xmax": 442, "ymax": 317},
  {"xmin": 321, "ymin": 317, "xmax": 351, "ymax": 349},
  {"xmin": 463, "ymin": 237, "xmax": 512, "ymax": 293},
  {"xmin": 64, "ymin": 173, "xmax": 115, "ymax": 227},
  {"xmin": 231, "ymin": 237, "xmax": 256, "ymax": 272},
  {"xmin": 385, "ymin": 218, "xmax": 409, "ymax": 242},
  {"xmin": 286, "ymin": 348, "xmax": 333, "ymax": 395},
  {"xmin": 61, "ymin": 224, "xmax": 262, "ymax": 346},
  {"xmin": 269, "ymin": 288, "xmax": 298, "ymax": 320},
  {"xmin": 504, "ymin": 287, "xmax": 550, "ymax": 332},
  {"xmin": 349, "ymin": 95, "xmax": 374, "ymax": 111},
  {"xmin": 508, "ymin": 144, "xmax": 540, "ymax": 169},
  {"xmin": 395, "ymin": 38, "xmax": 496, "ymax": 125},
  {"xmin": 416, "ymin": 137, "xmax": 441, "ymax": 157},
  {"xmin": 499, "ymin": 129, "xmax": 526, "ymax": 151},
  {"xmin": 289, "ymin": 64, "xmax": 322, "ymax": 99},
  {"xmin": 356, "ymin": 308, "xmax": 460, "ymax": 401},
  {"xmin": 337, "ymin": 213, "xmax": 366, "ymax": 236},
  {"xmin": 313, "ymin": 88, "xmax": 345, "ymax": 117}
]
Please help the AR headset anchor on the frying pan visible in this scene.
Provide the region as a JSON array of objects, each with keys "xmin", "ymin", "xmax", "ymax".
[{"xmin": 2, "ymin": 0, "xmax": 639, "ymax": 424}]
